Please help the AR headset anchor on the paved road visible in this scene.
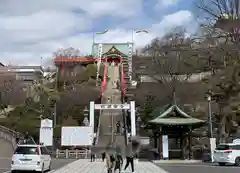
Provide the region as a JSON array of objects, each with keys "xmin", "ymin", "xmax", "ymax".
[
  {"xmin": 0, "ymin": 158, "xmax": 76, "ymax": 173},
  {"xmin": 157, "ymin": 163, "xmax": 240, "ymax": 173}
]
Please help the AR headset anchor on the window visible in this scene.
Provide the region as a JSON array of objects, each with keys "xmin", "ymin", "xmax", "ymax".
[
  {"xmin": 232, "ymin": 145, "xmax": 240, "ymax": 150},
  {"xmin": 216, "ymin": 145, "xmax": 234, "ymax": 150},
  {"xmin": 15, "ymin": 147, "xmax": 39, "ymax": 155},
  {"xmin": 40, "ymin": 147, "xmax": 49, "ymax": 155}
]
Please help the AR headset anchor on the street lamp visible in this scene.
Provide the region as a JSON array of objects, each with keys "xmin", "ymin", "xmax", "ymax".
[{"xmin": 207, "ymin": 94, "xmax": 213, "ymax": 138}]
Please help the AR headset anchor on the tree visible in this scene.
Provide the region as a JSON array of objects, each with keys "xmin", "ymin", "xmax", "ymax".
[
  {"xmin": 0, "ymin": 66, "xmax": 26, "ymax": 115},
  {"xmin": 196, "ymin": 0, "xmax": 240, "ymax": 142},
  {"xmin": 56, "ymin": 63, "xmax": 100, "ymax": 123},
  {"xmin": 137, "ymin": 28, "xmax": 202, "ymax": 109}
]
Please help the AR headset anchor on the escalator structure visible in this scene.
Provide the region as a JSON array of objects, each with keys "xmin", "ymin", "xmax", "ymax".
[{"xmin": 97, "ymin": 64, "xmax": 125, "ymax": 152}]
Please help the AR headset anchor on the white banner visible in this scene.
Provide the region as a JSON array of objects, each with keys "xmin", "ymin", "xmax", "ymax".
[
  {"xmin": 94, "ymin": 104, "xmax": 130, "ymax": 110},
  {"xmin": 39, "ymin": 127, "xmax": 53, "ymax": 146},
  {"xmin": 61, "ymin": 126, "xmax": 93, "ymax": 146},
  {"xmin": 210, "ymin": 138, "xmax": 216, "ymax": 162},
  {"xmin": 162, "ymin": 135, "xmax": 169, "ymax": 159}
]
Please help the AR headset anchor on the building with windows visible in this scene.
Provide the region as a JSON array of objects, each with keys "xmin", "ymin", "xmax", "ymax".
[{"xmin": 8, "ymin": 66, "xmax": 44, "ymax": 85}]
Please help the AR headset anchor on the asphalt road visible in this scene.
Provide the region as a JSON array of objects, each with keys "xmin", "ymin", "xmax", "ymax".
[
  {"xmin": 157, "ymin": 163, "xmax": 240, "ymax": 173},
  {"xmin": 0, "ymin": 157, "xmax": 76, "ymax": 173}
]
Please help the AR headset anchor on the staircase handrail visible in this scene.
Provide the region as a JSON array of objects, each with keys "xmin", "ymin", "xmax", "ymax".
[
  {"xmin": 95, "ymin": 64, "xmax": 108, "ymax": 145},
  {"xmin": 95, "ymin": 109, "xmax": 101, "ymax": 145},
  {"xmin": 0, "ymin": 125, "xmax": 24, "ymax": 138}
]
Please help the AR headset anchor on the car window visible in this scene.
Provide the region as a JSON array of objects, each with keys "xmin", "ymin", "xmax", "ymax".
[
  {"xmin": 216, "ymin": 144, "xmax": 234, "ymax": 150},
  {"xmin": 15, "ymin": 147, "xmax": 39, "ymax": 155},
  {"xmin": 231, "ymin": 145, "xmax": 240, "ymax": 150},
  {"xmin": 40, "ymin": 147, "xmax": 49, "ymax": 155}
]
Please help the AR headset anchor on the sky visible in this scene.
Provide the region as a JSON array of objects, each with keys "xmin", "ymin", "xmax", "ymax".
[{"xmin": 0, "ymin": 0, "xmax": 198, "ymax": 67}]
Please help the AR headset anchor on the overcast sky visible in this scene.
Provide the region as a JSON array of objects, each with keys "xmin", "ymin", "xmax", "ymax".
[{"xmin": 0, "ymin": 0, "xmax": 197, "ymax": 66}]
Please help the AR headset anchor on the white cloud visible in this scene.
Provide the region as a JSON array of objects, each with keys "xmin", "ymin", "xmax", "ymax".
[
  {"xmin": 0, "ymin": 0, "xmax": 194, "ymax": 66},
  {"xmin": 155, "ymin": 0, "xmax": 180, "ymax": 8}
]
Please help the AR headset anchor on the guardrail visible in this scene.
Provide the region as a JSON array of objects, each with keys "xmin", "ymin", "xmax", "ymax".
[
  {"xmin": 0, "ymin": 125, "xmax": 24, "ymax": 149},
  {"xmin": 95, "ymin": 110, "xmax": 101, "ymax": 145}
]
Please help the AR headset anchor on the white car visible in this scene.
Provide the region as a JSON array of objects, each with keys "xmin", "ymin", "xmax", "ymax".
[
  {"xmin": 11, "ymin": 144, "xmax": 51, "ymax": 173},
  {"xmin": 213, "ymin": 143, "xmax": 240, "ymax": 166}
]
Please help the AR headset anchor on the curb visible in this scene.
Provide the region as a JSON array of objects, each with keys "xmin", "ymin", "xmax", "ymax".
[{"xmin": 152, "ymin": 160, "xmax": 202, "ymax": 164}]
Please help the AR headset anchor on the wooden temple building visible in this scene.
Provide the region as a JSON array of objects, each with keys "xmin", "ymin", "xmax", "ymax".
[{"xmin": 149, "ymin": 104, "xmax": 205, "ymax": 160}]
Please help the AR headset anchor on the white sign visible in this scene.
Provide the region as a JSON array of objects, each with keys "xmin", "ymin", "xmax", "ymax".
[
  {"xmin": 162, "ymin": 135, "xmax": 169, "ymax": 159},
  {"xmin": 40, "ymin": 119, "xmax": 53, "ymax": 128},
  {"xmin": 40, "ymin": 119, "xmax": 53, "ymax": 146},
  {"xmin": 210, "ymin": 138, "xmax": 216, "ymax": 162},
  {"xmin": 61, "ymin": 126, "xmax": 93, "ymax": 146},
  {"xmin": 40, "ymin": 127, "xmax": 53, "ymax": 146},
  {"xmin": 94, "ymin": 104, "xmax": 130, "ymax": 110},
  {"xmin": 128, "ymin": 43, "xmax": 132, "ymax": 81}
]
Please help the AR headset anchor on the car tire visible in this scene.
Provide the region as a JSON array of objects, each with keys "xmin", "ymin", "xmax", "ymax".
[
  {"xmin": 235, "ymin": 157, "xmax": 240, "ymax": 166},
  {"xmin": 218, "ymin": 162, "xmax": 226, "ymax": 166}
]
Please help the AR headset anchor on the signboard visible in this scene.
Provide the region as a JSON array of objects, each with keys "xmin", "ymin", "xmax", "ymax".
[
  {"xmin": 39, "ymin": 119, "xmax": 53, "ymax": 146},
  {"xmin": 39, "ymin": 128, "xmax": 53, "ymax": 146},
  {"xmin": 61, "ymin": 126, "xmax": 93, "ymax": 146},
  {"xmin": 40, "ymin": 119, "xmax": 53, "ymax": 128},
  {"xmin": 128, "ymin": 43, "xmax": 132, "ymax": 81},
  {"xmin": 94, "ymin": 104, "xmax": 130, "ymax": 110},
  {"xmin": 162, "ymin": 135, "xmax": 169, "ymax": 159},
  {"xmin": 210, "ymin": 138, "xmax": 216, "ymax": 162}
]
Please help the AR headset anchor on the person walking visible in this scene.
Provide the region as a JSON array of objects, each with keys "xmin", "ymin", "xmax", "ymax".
[
  {"xmin": 124, "ymin": 142, "xmax": 135, "ymax": 173},
  {"xmin": 114, "ymin": 151, "xmax": 123, "ymax": 173},
  {"xmin": 116, "ymin": 121, "xmax": 121, "ymax": 134},
  {"xmin": 106, "ymin": 153, "xmax": 115, "ymax": 173},
  {"xmin": 102, "ymin": 152, "xmax": 106, "ymax": 162},
  {"xmin": 90, "ymin": 151, "xmax": 95, "ymax": 162}
]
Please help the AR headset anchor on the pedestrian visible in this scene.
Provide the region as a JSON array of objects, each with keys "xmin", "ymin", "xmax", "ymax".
[
  {"xmin": 106, "ymin": 153, "xmax": 115, "ymax": 173},
  {"xmin": 124, "ymin": 141, "xmax": 135, "ymax": 173},
  {"xmin": 114, "ymin": 151, "xmax": 123, "ymax": 173},
  {"xmin": 116, "ymin": 121, "xmax": 121, "ymax": 134},
  {"xmin": 90, "ymin": 152, "xmax": 95, "ymax": 162},
  {"xmin": 102, "ymin": 152, "xmax": 106, "ymax": 162}
]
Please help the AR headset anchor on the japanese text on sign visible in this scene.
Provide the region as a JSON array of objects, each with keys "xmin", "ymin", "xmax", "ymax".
[{"xmin": 94, "ymin": 104, "xmax": 130, "ymax": 110}]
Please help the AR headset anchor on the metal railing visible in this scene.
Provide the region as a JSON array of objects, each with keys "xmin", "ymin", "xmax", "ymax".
[
  {"xmin": 95, "ymin": 110, "xmax": 101, "ymax": 145},
  {"xmin": 55, "ymin": 149, "xmax": 96, "ymax": 159},
  {"xmin": 0, "ymin": 125, "xmax": 24, "ymax": 149}
]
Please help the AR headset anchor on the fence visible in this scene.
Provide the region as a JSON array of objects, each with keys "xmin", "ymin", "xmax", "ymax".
[{"xmin": 55, "ymin": 149, "xmax": 104, "ymax": 159}]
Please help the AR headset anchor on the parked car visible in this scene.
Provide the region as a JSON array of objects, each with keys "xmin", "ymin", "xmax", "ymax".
[
  {"xmin": 213, "ymin": 143, "xmax": 240, "ymax": 166},
  {"xmin": 11, "ymin": 144, "xmax": 51, "ymax": 172}
]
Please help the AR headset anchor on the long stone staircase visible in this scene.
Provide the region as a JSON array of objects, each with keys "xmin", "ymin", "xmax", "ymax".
[{"xmin": 96, "ymin": 64, "xmax": 126, "ymax": 152}]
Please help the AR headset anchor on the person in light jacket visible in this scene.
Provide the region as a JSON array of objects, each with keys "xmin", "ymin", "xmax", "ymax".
[{"xmin": 106, "ymin": 153, "xmax": 115, "ymax": 173}]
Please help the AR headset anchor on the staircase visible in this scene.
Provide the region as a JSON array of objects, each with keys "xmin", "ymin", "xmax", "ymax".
[
  {"xmin": 96, "ymin": 64, "xmax": 126, "ymax": 152},
  {"xmin": 0, "ymin": 125, "xmax": 23, "ymax": 157}
]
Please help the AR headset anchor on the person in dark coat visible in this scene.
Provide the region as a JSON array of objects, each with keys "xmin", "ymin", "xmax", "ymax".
[{"xmin": 102, "ymin": 152, "xmax": 106, "ymax": 162}]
